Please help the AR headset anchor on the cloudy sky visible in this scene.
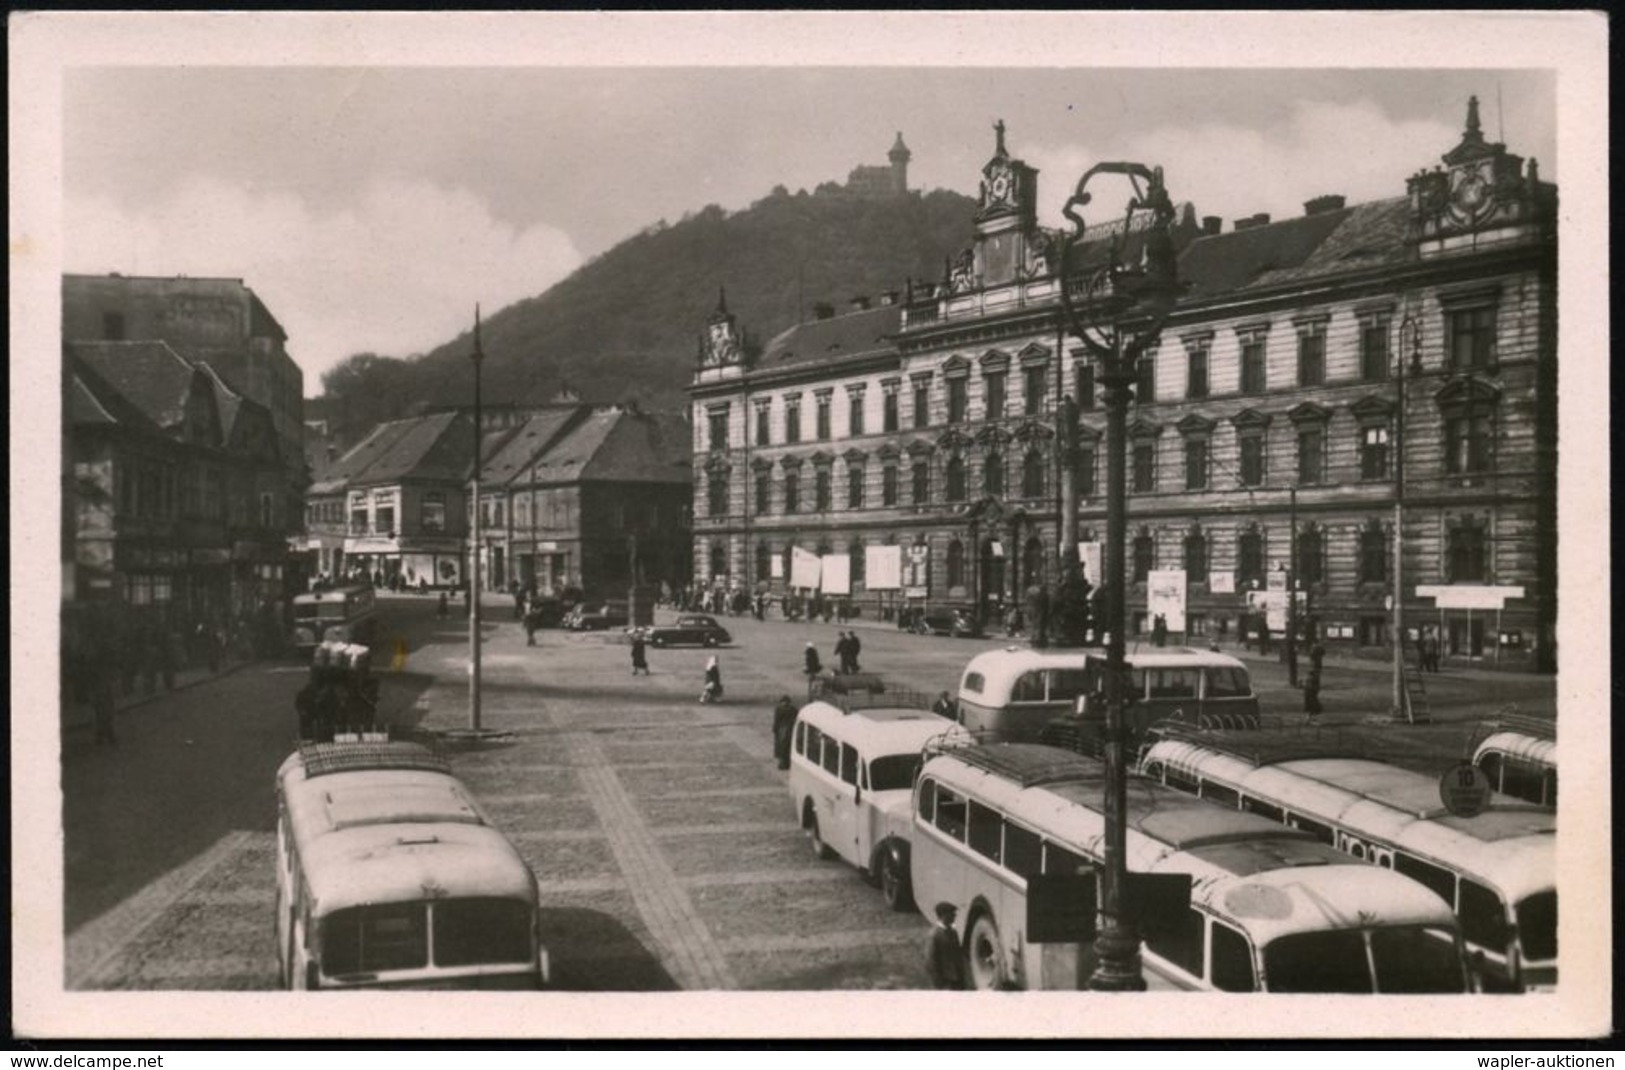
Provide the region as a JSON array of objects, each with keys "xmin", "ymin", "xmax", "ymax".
[{"xmin": 32, "ymin": 13, "xmax": 1570, "ymax": 395}]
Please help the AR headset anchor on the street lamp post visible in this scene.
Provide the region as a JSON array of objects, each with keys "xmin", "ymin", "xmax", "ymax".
[
  {"xmin": 1056, "ymin": 161, "xmax": 1181, "ymax": 991},
  {"xmin": 469, "ymin": 305, "xmax": 484, "ymax": 732},
  {"xmin": 1392, "ymin": 314, "xmax": 1417, "ymax": 717}
]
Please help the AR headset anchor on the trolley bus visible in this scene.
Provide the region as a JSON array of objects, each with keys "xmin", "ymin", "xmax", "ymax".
[
  {"xmin": 909, "ymin": 741, "xmax": 1471, "ymax": 993},
  {"xmin": 291, "ymin": 584, "xmax": 379, "ymax": 653},
  {"xmin": 1470, "ymin": 718, "xmax": 1556, "ymax": 807},
  {"xmin": 275, "ymin": 740, "xmax": 550, "ymax": 990},
  {"xmin": 1138, "ymin": 736, "xmax": 1555, "ymax": 991}
]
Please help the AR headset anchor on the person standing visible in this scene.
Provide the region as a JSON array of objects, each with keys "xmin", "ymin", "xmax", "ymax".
[
  {"xmin": 437, "ymin": 591, "xmax": 449, "ymax": 620},
  {"xmin": 803, "ymin": 641, "xmax": 823, "ymax": 680},
  {"xmin": 932, "ymin": 690, "xmax": 956, "ymax": 720},
  {"xmin": 772, "ymin": 695, "xmax": 798, "ymax": 770},
  {"xmin": 832, "ymin": 632, "xmax": 850, "ymax": 675},
  {"xmin": 631, "ymin": 633, "xmax": 650, "ymax": 676},
  {"xmin": 701, "ymin": 656, "xmax": 723, "ymax": 703},
  {"xmin": 926, "ymin": 903, "xmax": 966, "ymax": 990},
  {"xmin": 848, "ymin": 630, "xmax": 862, "ymax": 673},
  {"xmin": 1309, "ymin": 639, "xmax": 1326, "ymax": 675},
  {"xmin": 523, "ymin": 597, "xmax": 540, "ymax": 646},
  {"xmin": 1303, "ymin": 666, "xmax": 1323, "ymax": 718}
]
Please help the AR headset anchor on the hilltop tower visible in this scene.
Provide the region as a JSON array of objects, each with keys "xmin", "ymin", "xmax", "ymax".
[{"xmin": 888, "ymin": 132, "xmax": 912, "ymax": 196}]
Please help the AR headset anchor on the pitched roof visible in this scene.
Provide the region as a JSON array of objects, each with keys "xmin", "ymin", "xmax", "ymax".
[
  {"xmin": 1175, "ymin": 197, "xmax": 1409, "ymax": 299},
  {"xmin": 315, "ymin": 411, "xmax": 470, "ymax": 491},
  {"xmin": 65, "ymin": 353, "xmax": 163, "ymax": 433},
  {"xmin": 66, "ymin": 340, "xmax": 200, "ymax": 432},
  {"xmin": 194, "ymin": 361, "xmax": 244, "ymax": 440},
  {"xmin": 528, "ymin": 408, "xmax": 692, "ymax": 486},
  {"xmin": 758, "ymin": 303, "xmax": 904, "ymax": 371},
  {"xmin": 479, "ymin": 406, "xmax": 586, "ymax": 486}
]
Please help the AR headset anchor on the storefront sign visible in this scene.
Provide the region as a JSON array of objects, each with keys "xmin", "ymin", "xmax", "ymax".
[{"xmin": 1414, "ymin": 584, "xmax": 1525, "ymax": 610}]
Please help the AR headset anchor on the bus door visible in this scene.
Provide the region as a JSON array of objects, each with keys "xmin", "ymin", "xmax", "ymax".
[{"xmin": 828, "ymin": 740, "xmax": 862, "ymax": 861}]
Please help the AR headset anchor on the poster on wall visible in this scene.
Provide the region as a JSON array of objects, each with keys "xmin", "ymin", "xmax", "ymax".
[
  {"xmin": 821, "ymin": 554, "xmax": 851, "ymax": 595},
  {"xmin": 770, "ymin": 555, "xmax": 784, "ymax": 579},
  {"xmin": 790, "ymin": 546, "xmax": 822, "ymax": 589},
  {"xmin": 402, "ymin": 553, "xmax": 439, "ymax": 587},
  {"xmin": 1146, "ymin": 569, "xmax": 1188, "ymax": 632},
  {"xmin": 1076, "ymin": 541, "xmax": 1103, "ymax": 587},
  {"xmin": 865, "ymin": 544, "xmax": 902, "ymax": 590},
  {"xmin": 1211, "ymin": 571, "xmax": 1235, "ymax": 594},
  {"xmin": 435, "ymin": 555, "xmax": 462, "ymax": 587}
]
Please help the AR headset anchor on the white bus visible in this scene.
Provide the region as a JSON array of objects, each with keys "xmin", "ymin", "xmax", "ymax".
[
  {"xmin": 1471, "ymin": 722, "xmax": 1556, "ymax": 808},
  {"xmin": 788, "ymin": 690, "xmax": 968, "ymax": 910},
  {"xmin": 956, "ymin": 647, "xmax": 1258, "ymax": 749},
  {"xmin": 1139, "ymin": 736, "xmax": 1555, "ymax": 991},
  {"xmin": 291, "ymin": 584, "xmax": 379, "ymax": 653},
  {"xmin": 910, "ymin": 741, "xmax": 1470, "ymax": 992},
  {"xmin": 275, "ymin": 741, "xmax": 550, "ymax": 990}
]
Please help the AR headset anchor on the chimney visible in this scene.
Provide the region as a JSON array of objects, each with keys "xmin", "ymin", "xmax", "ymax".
[
  {"xmin": 878, "ymin": 290, "xmax": 900, "ymax": 306},
  {"xmin": 849, "ymin": 295, "xmax": 871, "ymax": 312},
  {"xmin": 1201, "ymin": 215, "xmax": 1222, "ymax": 236},
  {"xmin": 1304, "ymin": 194, "xmax": 1346, "ymax": 216},
  {"xmin": 1233, "ymin": 213, "xmax": 1272, "ymax": 231},
  {"xmin": 813, "ymin": 301, "xmax": 835, "ymax": 320}
]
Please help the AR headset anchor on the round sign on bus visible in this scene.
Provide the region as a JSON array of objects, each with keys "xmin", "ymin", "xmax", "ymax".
[{"xmin": 1439, "ymin": 762, "xmax": 1492, "ymax": 817}]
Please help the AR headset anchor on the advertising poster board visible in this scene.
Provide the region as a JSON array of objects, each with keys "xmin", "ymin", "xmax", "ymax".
[
  {"xmin": 1211, "ymin": 571, "xmax": 1235, "ymax": 594},
  {"xmin": 790, "ymin": 546, "xmax": 822, "ymax": 589},
  {"xmin": 821, "ymin": 553, "xmax": 851, "ymax": 595},
  {"xmin": 865, "ymin": 544, "xmax": 902, "ymax": 590},
  {"xmin": 1146, "ymin": 569, "xmax": 1188, "ymax": 632},
  {"xmin": 1076, "ymin": 540, "xmax": 1103, "ymax": 587}
]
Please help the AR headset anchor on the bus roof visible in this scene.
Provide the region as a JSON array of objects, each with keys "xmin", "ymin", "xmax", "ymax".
[
  {"xmin": 1142, "ymin": 741, "xmax": 1556, "ymax": 902},
  {"xmin": 293, "ymin": 584, "xmax": 373, "ymax": 605},
  {"xmin": 959, "ymin": 646, "xmax": 1247, "ymax": 698},
  {"xmin": 921, "ymin": 744, "xmax": 1457, "ymax": 943},
  {"xmin": 796, "ymin": 700, "xmax": 966, "ymax": 754},
  {"xmin": 1473, "ymin": 731, "xmax": 1556, "ymax": 769}
]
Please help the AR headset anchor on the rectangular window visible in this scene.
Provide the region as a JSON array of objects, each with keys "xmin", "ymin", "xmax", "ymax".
[
  {"xmin": 967, "ymin": 802, "xmax": 1003, "ymax": 863},
  {"xmin": 1447, "ymin": 525, "xmax": 1488, "ymax": 583},
  {"xmin": 1445, "ymin": 413, "xmax": 1493, "ymax": 474},
  {"xmin": 1359, "ymin": 528, "xmax": 1388, "ymax": 584},
  {"xmin": 1184, "ymin": 439, "xmax": 1208, "ymax": 491},
  {"xmin": 1361, "ymin": 320, "xmax": 1391, "ymax": 381},
  {"xmin": 421, "ymin": 493, "xmax": 446, "ymax": 533},
  {"xmin": 913, "ymin": 381, "xmax": 930, "ymax": 428},
  {"xmin": 783, "ymin": 472, "xmax": 800, "ymax": 514},
  {"xmin": 1075, "ymin": 362, "xmax": 1095, "ymax": 410},
  {"xmin": 1239, "ymin": 435, "xmax": 1265, "ymax": 487},
  {"xmin": 814, "ymin": 469, "xmax": 831, "ymax": 512},
  {"xmin": 1298, "ymin": 325, "xmax": 1326, "ymax": 386},
  {"xmin": 1024, "ymin": 364, "xmax": 1047, "ymax": 416},
  {"xmin": 847, "ymin": 467, "xmax": 864, "ymax": 509},
  {"xmin": 1076, "ymin": 446, "xmax": 1096, "ymax": 498},
  {"xmin": 985, "ymin": 372, "xmax": 1005, "ymax": 420},
  {"xmin": 1042, "ymin": 842, "xmax": 1088, "ymax": 876},
  {"xmin": 820, "ymin": 731, "xmax": 841, "ymax": 776},
  {"xmin": 755, "ymin": 405, "xmax": 770, "ymax": 446},
  {"xmin": 1240, "ymin": 337, "xmax": 1267, "ymax": 395},
  {"xmin": 849, "ymin": 392, "xmax": 865, "ymax": 436},
  {"xmin": 815, "ymin": 395, "xmax": 831, "ymax": 440},
  {"xmin": 1133, "ymin": 535, "xmax": 1155, "ymax": 583},
  {"xmin": 882, "ymin": 466, "xmax": 898, "ymax": 506},
  {"xmin": 1004, "ymin": 822, "xmax": 1043, "ymax": 877},
  {"xmin": 840, "ymin": 742, "xmax": 859, "ymax": 786},
  {"xmin": 1209, "ymin": 922, "xmax": 1256, "ymax": 992},
  {"xmin": 1132, "ymin": 443, "xmax": 1156, "ymax": 493},
  {"xmin": 1297, "ymin": 428, "xmax": 1324, "ymax": 485},
  {"xmin": 1135, "ymin": 354, "xmax": 1156, "ymax": 403},
  {"xmin": 933, "ymin": 786, "xmax": 968, "ymax": 841},
  {"xmin": 708, "ymin": 409, "xmax": 728, "ymax": 451},
  {"xmin": 1361, "ymin": 425, "xmax": 1390, "ymax": 480},
  {"xmin": 754, "ymin": 472, "xmax": 771, "ymax": 515},
  {"xmin": 912, "ymin": 462, "xmax": 930, "ymax": 504},
  {"xmin": 947, "ymin": 378, "xmax": 968, "ymax": 423},
  {"xmin": 1145, "ymin": 907, "xmax": 1205, "ymax": 979},
  {"xmin": 708, "ymin": 471, "xmax": 728, "ymax": 517},
  {"xmin": 1187, "ymin": 345, "xmax": 1209, "ymax": 399},
  {"xmin": 883, "ymin": 390, "xmax": 899, "ymax": 432},
  {"xmin": 1450, "ymin": 307, "xmax": 1497, "ymax": 370},
  {"xmin": 785, "ymin": 399, "xmax": 801, "ymax": 444}
]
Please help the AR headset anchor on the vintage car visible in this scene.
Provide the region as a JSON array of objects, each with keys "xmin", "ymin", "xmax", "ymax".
[
  {"xmin": 639, "ymin": 614, "xmax": 731, "ymax": 647},
  {"xmin": 566, "ymin": 601, "xmax": 629, "ymax": 631},
  {"xmin": 911, "ymin": 607, "xmax": 981, "ymax": 638}
]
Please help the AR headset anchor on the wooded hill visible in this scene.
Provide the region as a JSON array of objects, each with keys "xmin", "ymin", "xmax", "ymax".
[{"xmin": 311, "ymin": 186, "xmax": 979, "ymax": 443}]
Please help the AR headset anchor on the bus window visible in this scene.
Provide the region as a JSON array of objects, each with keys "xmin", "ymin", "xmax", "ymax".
[
  {"xmin": 967, "ymin": 802, "xmax": 1002, "ymax": 862},
  {"xmin": 1458, "ymin": 879, "xmax": 1510, "ymax": 950},
  {"xmin": 434, "ymin": 898, "xmax": 534, "ymax": 967},
  {"xmin": 1242, "ymin": 797, "xmax": 1283, "ymax": 823},
  {"xmin": 962, "ymin": 672, "xmax": 986, "ymax": 695},
  {"xmin": 1047, "ymin": 669, "xmax": 1091, "ymax": 704},
  {"xmin": 1263, "ymin": 930, "xmax": 1372, "ymax": 993},
  {"xmin": 1209, "ymin": 920, "xmax": 1256, "ymax": 992},
  {"xmin": 322, "ymin": 903, "xmax": 428, "ymax": 976},
  {"xmin": 1516, "ymin": 891, "xmax": 1557, "ymax": 961},
  {"xmin": 1004, "ymin": 821, "xmax": 1043, "ymax": 877},
  {"xmin": 1392, "ymin": 852, "xmax": 1457, "ymax": 905},
  {"xmin": 1290, "ymin": 814, "xmax": 1336, "ymax": 845},
  {"xmin": 1147, "ymin": 669, "xmax": 1198, "ymax": 700},
  {"xmin": 1042, "ymin": 842, "xmax": 1087, "ymax": 876},
  {"xmin": 820, "ymin": 734, "xmax": 841, "ymax": 776},
  {"xmin": 917, "ymin": 778, "xmax": 937, "ymax": 822},
  {"xmin": 1204, "ymin": 666, "xmax": 1251, "ymax": 698},
  {"xmin": 1371, "ymin": 925, "xmax": 1467, "ymax": 993},
  {"xmin": 1200, "ymin": 781, "xmax": 1239, "ymax": 809},
  {"xmin": 804, "ymin": 725, "xmax": 824, "ymax": 766},
  {"xmin": 1144, "ymin": 906, "xmax": 1204, "ymax": 978},
  {"xmin": 840, "ymin": 743, "xmax": 859, "ymax": 786},
  {"xmin": 934, "ymin": 786, "xmax": 968, "ymax": 841},
  {"xmin": 1011, "ymin": 671, "xmax": 1048, "ymax": 703},
  {"xmin": 795, "ymin": 721, "xmax": 807, "ymax": 756},
  {"xmin": 1165, "ymin": 767, "xmax": 1200, "ymax": 794}
]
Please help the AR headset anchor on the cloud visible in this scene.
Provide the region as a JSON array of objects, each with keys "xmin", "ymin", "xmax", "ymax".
[
  {"xmin": 1022, "ymin": 99, "xmax": 1457, "ymax": 233},
  {"xmin": 64, "ymin": 176, "xmax": 582, "ymax": 391}
]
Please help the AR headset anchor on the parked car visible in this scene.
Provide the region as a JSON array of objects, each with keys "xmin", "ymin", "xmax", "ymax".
[
  {"xmin": 568, "ymin": 601, "xmax": 629, "ymax": 631},
  {"xmin": 911, "ymin": 607, "xmax": 980, "ymax": 638},
  {"xmin": 640, "ymin": 614, "xmax": 731, "ymax": 648}
]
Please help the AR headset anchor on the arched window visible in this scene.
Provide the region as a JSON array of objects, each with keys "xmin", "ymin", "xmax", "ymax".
[
  {"xmin": 1359, "ymin": 520, "xmax": 1388, "ymax": 584},
  {"xmin": 947, "ymin": 539, "xmax": 965, "ymax": 589},
  {"xmin": 984, "ymin": 451, "xmax": 1004, "ymax": 498},
  {"xmin": 709, "ymin": 542, "xmax": 728, "ymax": 579},
  {"xmin": 756, "ymin": 542, "xmax": 772, "ymax": 583},
  {"xmin": 1237, "ymin": 526, "xmax": 1264, "ymax": 589},
  {"xmin": 1133, "ymin": 529, "xmax": 1156, "ymax": 583},
  {"xmin": 911, "ymin": 460, "xmax": 931, "ymax": 504},
  {"xmin": 1022, "ymin": 451, "xmax": 1046, "ymax": 498},
  {"xmin": 1184, "ymin": 528, "xmax": 1209, "ymax": 584},
  {"xmin": 985, "ymin": 539, "xmax": 1005, "ymax": 599},
  {"xmin": 849, "ymin": 541, "xmax": 866, "ymax": 586},
  {"xmin": 1023, "ymin": 536, "xmax": 1045, "ymax": 589},
  {"xmin": 707, "ymin": 469, "xmax": 729, "ymax": 517},
  {"xmin": 1296, "ymin": 522, "xmax": 1324, "ymax": 586},
  {"xmin": 946, "ymin": 455, "xmax": 967, "ymax": 502}
]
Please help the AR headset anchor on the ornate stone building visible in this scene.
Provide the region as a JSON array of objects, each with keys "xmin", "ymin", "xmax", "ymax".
[{"xmin": 689, "ymin": 101, "xmax": 1556, "ymax": 670}]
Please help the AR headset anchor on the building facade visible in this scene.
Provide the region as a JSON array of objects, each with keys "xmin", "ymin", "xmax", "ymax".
[{"xmin": 689, "ymin": 102, "xmax": 1556, "ymax": 670}]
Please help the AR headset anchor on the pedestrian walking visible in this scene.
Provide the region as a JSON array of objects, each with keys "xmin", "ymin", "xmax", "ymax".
[
  {"xmin": 701, "ymin": 656, "xmax": 724, "ymax": 703},
  {"xmin": 926, "ymin": 903, "xmax": 966, "ymax": 990},
  {"xmin": 523, "ymin": 598, "xmax": 540, "ymax": 646},
  {"xmin": 848, "ymin": 630, "xmax": 862, "ymax": 673},
  {"xmin": 772, "ymin": 695, "xmax": 798, "ymax": 770},
  {"xmin": 631, "ymin": 633, "xmax": 650, "ymax": 676},
  {"xmin": 1303, "ymin": 667, "xmax": 1323, "ymax": 718},
  {"xmin": 803, "ymin": 641, "xmax": 823, "ymax": 679}
]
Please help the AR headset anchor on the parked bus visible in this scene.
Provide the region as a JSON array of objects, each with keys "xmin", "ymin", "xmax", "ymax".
[
  {"xmin": 955, "ymin": 646, "xmax": 1258, "ymax": 748},
  {"xmin": 275, "ymin": 740, "xmax": 550, "ymax": 990},
  {"xmin": 1138, "ymin": 735, "xmax": 1555, "ymax": 991},
  {"xmin": 910, "ymin": 741, "xmax": 1470, "ymax": 993},
  {"xmin": 291, "ymin": 584, "xmax": 378, "ymax": 653},
  {"xmin": 1470, "ymin": 718, "xmax": 1556, "ymax": 807},
  {"xmin": 788, "ymin": 689, "xmax": 968, "ymax": 910}
]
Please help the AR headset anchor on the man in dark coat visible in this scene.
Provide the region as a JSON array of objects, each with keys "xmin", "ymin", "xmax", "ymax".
[
  {"xmin": 926, "ymin": 903, "xmax": 966, "ymax": 989},
  {"xmin": 833, "ymin": 632, "xmax": 852, "ymax": 675},
  {"xmin": 1303, "ymin": 667, "xmax": 1323, "ymax": 718},
  {"xmin": 630, "ymin": 633, "xmax": 650, "ymax": 676},
  {"xmin": 803, "ymin": 641, "xmax": 823, "ymax": 679},
  {"xmin": 772, "ymin": 695, "xmax": 798, "ymax": 770},
  {"xmin": 847, "ymin": 630, "xmax": 862, "ymax": 673}
]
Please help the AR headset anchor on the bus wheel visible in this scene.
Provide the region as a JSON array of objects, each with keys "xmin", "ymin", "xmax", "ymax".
[
  {"xmin": 965, "ymin": 911, "xmax": 1010, "ymax": 990},
  {"xmin": 806, "ymin": 812, "xmax": 834, "ymax": 861},
  {"xmin": 880, "ymin": 846, "xmax": 914, "ymax": 913}
]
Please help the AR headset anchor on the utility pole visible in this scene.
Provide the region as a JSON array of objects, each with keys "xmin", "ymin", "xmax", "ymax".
[
  {"xmin": 468, "ymin": 305, "xmax": 484, "ymax": 732},
  {"xmin": 1287, "ymin": 484, "xmax": 1299, "ymax": 687},
  {"xmin": 1393, "ymin": 314, "xmax": 1416, "ymax": 716}
]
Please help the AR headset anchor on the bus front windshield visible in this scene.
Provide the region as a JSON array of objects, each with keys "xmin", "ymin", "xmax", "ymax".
[
  {"xmin": 1264, "ymin": 926, "xmax": 1465, "ymax": 993},
  {"xmin": 321, "ymin": 898, "xmax": 533, "ymax": 978},
  {"xmin": 868, "ymin": 754, "xmax": 922, "ymax": 792}
]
